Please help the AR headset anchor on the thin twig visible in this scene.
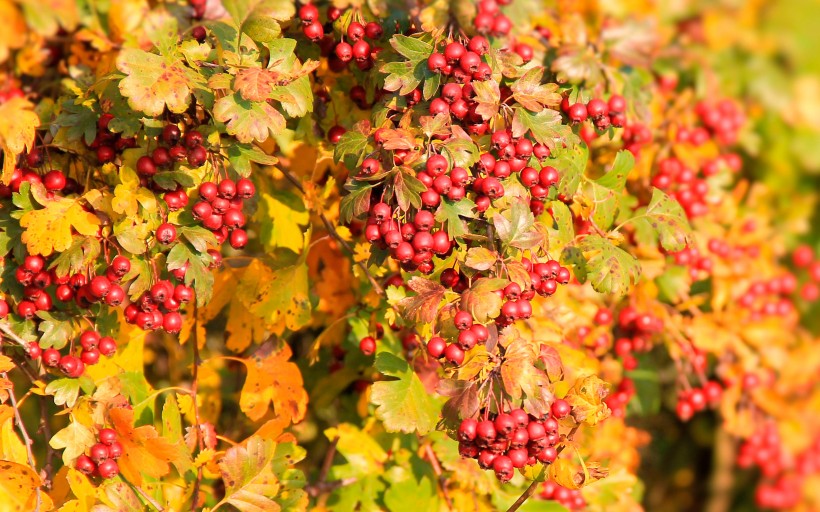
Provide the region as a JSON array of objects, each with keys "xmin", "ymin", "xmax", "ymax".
[
  {"xmin": 318, "ymin": 436, "xmax": 339, "ymax": 485},
  {"xmin": 506, "ymin": 425, "xmax": 580, "ymax": 512},
  {"xmin": 5, "ymin": 373, "xmax": 41, "ymax": 511},
  {"xmin": 189, "ymin": 305, "xmax": 205, "ymax": 512},
  {"xmin": 0, "ymin": 322, "xmax": 32, "ymax": 349},
  {"xmin": 306, "ymin": 477, "xmax": 358, "ymax": 497},
  {"xmin": 424, "ymin": 443, "xmax": 454, "ymax": 511},
  {"xmin": 38, "ymin": 394, "xmax": 54, "ymax": 486},
  {"xmin": 279, "ymin": 167, "xmax": 385, "ymax": 296}
]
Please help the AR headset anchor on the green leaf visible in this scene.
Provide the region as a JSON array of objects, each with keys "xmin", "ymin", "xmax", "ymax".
[
  {"xmin": 625, "ymin": 367, "xmax": 661, "ymax": 416},
  {"xmin": 214, "ymin": 92, "xmax": 285, "ymax": 144},
  {"xmin": 552, "ymin": 143, "xmax": 589, "ymax": 198},
  {"xmin": 333, "ymin": 131, "xmax": 370, "ymax": 169},
  {"xmin": 36, "ymin": 311, "xmax": 74, "ymax": 349},
  {"xmin": 116, "ymin": 49, "xmax": 204, "ymax": 117},
  {"xmin": 216, "ymin": 435, "xmax": 300, "ymax": 512},
  {"xmin": 435, "ymin": 198, "xmax": 477, "ymax": 239},
  {"xmin": 152, "ymin": 170, "xmax": 196, "ymax": 190},
  {"xmin": 511, "ymin": 107, "xmax": 578, "ymax": 151},
  {"xmin": 227, "ymin": 143, "xmax": 279, "ymax": 177},
  {"xmin": 166, "ymin": 243, "xmax": 214, "ymax": 305},
  {"xmin": 383, "ymin": 474, "xmax": 438, "ymax": 512},
  {"xmin": 49, "ymin": 236, "xmax": 100, "ymax": 278},
  {"xmin": 270, "ymin": 75, "xmax": 313, "ymax": 118},
  {"xmin": 630, "ymin": 188, "xmax": 693, "ymax": 252},
  {"xmin": 493, "ymin": 200, "xmax": 545, "ymax": 250},
  {"xmin": 390, "ymin": 34, "xmax": 434, "ymax": 61},
  {"xmin": 340, "ymin": 181, "xmax": 376, "ymax": 224},
  {"xmin": 549, "ymin": 201, "xmax": 575, "ymax": 246},
  {"xmin": 440, "ymin": 137, "xmax": 479, "ymax": 169},
  {"xmin": 370, "ymin": 353, "xmax": 440, "ymax": 435},
  {"xmin": 392, "ymin": 168, "xmax": 427, "ymax": 212},
  {"xmin": 179, "ymin": 225, "xmax": 218, "ymax": 253},
  {"xmin": 595, "ymin": 150, "xmax": 634, "ymax": 190},
  {"xmin": 46, "ymin": 378, "xmax": 81, "ymax": 408},
  {"xmin": 590, "ymin": 183, "xmax": 618, "ymax": 231},
  {"xmin": 578, "ymin": 235, "xmax": 641, "ymax": 296}
]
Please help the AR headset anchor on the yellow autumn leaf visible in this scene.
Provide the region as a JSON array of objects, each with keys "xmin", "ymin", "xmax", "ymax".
[
  {"xmin": 58, "ymin": 468, "xmax": 98, "ymax": 512},
  {"xmin": 0, "ymin": 462, "xmax": 47, "ymax": 512},
  {"xmin": 107, "ymin": 0, "xmax": 149, "ymax": 43},
  {"xmin": 0, "ymin": 1, "xmax": 26, "ymax": 65},
  {"xmin": 20, "ymin": 184, "xmax": 100, "ymax": 257},
  {"xmin": 0, "ymin": 406, "xmax": 27, "ymax": 465},
  {"xmin": 0, "ymin": 97, "xmax": 40, "ymax": 184},
  {"xmin": 564, "ymin": 375, "xmax": 611, "ymax": 425},
  {"xmin": 111, "ymin": 166, "xmax": 157, "ymax": 218}
]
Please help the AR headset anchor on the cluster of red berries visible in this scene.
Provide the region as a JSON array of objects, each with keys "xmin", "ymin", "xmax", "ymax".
[
  {"xmin": 669, "ymin": 245, "xmax": 714, "ymax": 279},
  {"xmin": 457, "ymin": 400, "xmax": 572, "ymax": 482},
  {"xmin": 137, "ymin": 125, "xmax": 208, "ymax": 183},
  {"xmin": 75, "ymin": 428, "xmax": 122, "ymax": 479},
  {"xmin": 611, "ymin": 306, "xmax": 662, "ymax": 370},
  {"xmin": 561, "ymin": 94, "xmax": 627, "ymax": 131},
  {"xmin": 736, "ymin": 275, "xmax": 798, "ymax": 321},
  {"xmin": 675, "ymin": 381, "xmax": 723, "ymax": 422},
  {"xmin": 690, "ymin": 99, "xmax": 745, "ymax": 146},
  {"xmin": 650, "ymin": 157, "xmax": 713, "ymax": 218},
  {"xmin": 425, "ymin": 310, "xmax": 489, "ymax": 365},
  {"xmin": 191, "ymin": 177, "xmax": 255, "ymax": 249},
  {"xmin": 473, "ymin": 0, "xmax": 514, "ymax": 38},
  {"xmin": 25, "ymin": 329, "xmax": 117, "ymax": 378},
  {"xmin": 737, "ymin": 423, "xmax": 818, "ymax": 510},
  {"xmin": 790, "ymin": 244, "xmax": 820, "ymax": 303},
  {"xmin": 538, "ymin": 480, "xmax": 586, "ymax": 510},
  {"xmin": 363, "ymin": 201, "xmax": 453, "ymax": 275},
  {"xmin": 603, "ymin": 376, "xmax": 635, "ymax": 419},
  {"xmin": 300, "ymin": 3, "xmax": 385, "ymax": 73},
  {"xmin": 123, "ymin": 275, "xmax": 195, "ymax": 333},
  {"xmin": 13, "ymin": 254, "xmax": 132, "ymax": 319},
  {"xmin": 87, "ymin": 113, "xmax": 138, "ymax": 165},
  {"xmin": 619, "ymin": 121, "xmax": 652, "ymax": 157}
]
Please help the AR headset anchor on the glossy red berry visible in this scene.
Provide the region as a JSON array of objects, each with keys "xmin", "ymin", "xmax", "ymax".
[
  {"xmin": 443, "ymin": 343, "xmax": 465, "ymax": 365},
  {"xmin": 98, "ymin": 337, "xmax": 117, "ymax": 357},
  {"xmin": 97, "ymin": 459, "xmax": 119, "ymax": 479},
  {"xmin": 156, "ymin": 223, "xmax": 177, "ymax": 244},
  {"xmin": 75, "ymin": 454, "xmax": 96, "ymax": 475},
  {"xmin": 359, "ymin": 336, "xmax": 376, "ymax": 356}
]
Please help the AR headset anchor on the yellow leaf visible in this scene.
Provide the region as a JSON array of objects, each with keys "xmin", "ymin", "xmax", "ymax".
[
  {"xmin": 0, "ymin": 462, "xmax": 45, "ymax": 511},
  {"xmin": 258, "ymin": 191, "xmax": 309, "ymax": 253},
  {"xmin": 0, "ymin": 355, "xmax": 14, "ymax": 373},
  {"xmin": 107, "ymin": 0, "xmax": 149, "ymax": 43},
  {"xmin": 0, "ymin": 406, "xmax": 27, "ymax": 465},
  {"xmin": 50, "ymin": 419, "xmax": 96, "ymax": 466},
  {"xmin": 565, "ymin": 375, "xmax": 611, "ymax": 425},
  {"xmin": 20, "ymin": 185, "xmax": 100, "ymax": 257},
  {"xmin": 238, "ymin": 342, "xmax": 308, "ymax": 424},
  {"xmin": 58, "ymin": 468, "xmax": 97, "ymax": 512},
  {"xmin": 0, "ymin": 97, "xmax": 40, "ymax": 184}
]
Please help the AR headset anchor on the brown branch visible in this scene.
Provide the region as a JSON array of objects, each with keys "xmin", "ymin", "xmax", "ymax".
[
  {"xmin": 279, "ymin": 167, "xmax": 385, "ymax": 296},
  {"xmin": 506, "ymin": 425, "xmax": 580, "ymax": 512},
  {"xmin": 38, "ymin": 394, "xmax": 54, "ymax": 486},
  {"xmin": 189, "ymin": 305, "xmax": 205, "ymax": 512},
  {"xmin": 317, "ymin": 436, "xmax": 339, "ymax": 485},
  {"xmin": 424, "ymin": 443, "xmax": 454, "ymax": 511},
  {"xmin": 0, "ymin": 322, "xmax": 33, "ymax": 349},
  {"xmin": 704, "ymin": 428, "xmax": 736, "ymax": 512},
  {"xmin": 5, "ymin": 373, "xmax": 41, "ymax": 511},
  {"xmin": 306, "ymin": 477, "xmax": 358, "ymax": 497}
]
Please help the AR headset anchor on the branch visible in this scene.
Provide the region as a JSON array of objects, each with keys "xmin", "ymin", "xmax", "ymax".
[
  {"xmin": 704, "ymin": 428, "xmax": 736, "ymax": 512},
  {"xmin": 121, "ymin": 474, "xmax": 165, "ymax": 511},
  {"xmin": 4, "ymin": 372, "xmax": 42, "ymax": 511},
  {"xmin": 424, "ymin": 442, "xmax": 454, "ymax": 511},
  {"xmin": 306, "ymin": 477, "xmax": 358, "ymax": 497},
  {"xmin": 317, "ymin": 436, "xmax": 339, "ymax": 485},
  {"xmin": 506, "ymin": 425, "xmax": 580, "ymax": 512},
  {"xmin": 0, "ymin": 322, "xmax": 32, "ymax": 349},
  {"xmin": 189, "ymin": 305, "xmax": 205, "ymax": 512},
  {"xmin": 279, "ymin": 167, "xmax": 385, "ymax": 296}
]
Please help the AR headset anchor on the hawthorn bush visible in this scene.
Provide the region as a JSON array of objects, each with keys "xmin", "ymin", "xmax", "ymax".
[{"xmin": 0, "ymin": 0, "xmax": 819, "ymax": 511}]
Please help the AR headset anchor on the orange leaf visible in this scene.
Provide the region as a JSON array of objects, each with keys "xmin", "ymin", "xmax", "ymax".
[
  {"xmin": 108, "ymin": 407, "xmax": 181, "ymax": 485},
  {"xmin": 238, "ymin": 342, "xmax": 308, "ymax": 424}
]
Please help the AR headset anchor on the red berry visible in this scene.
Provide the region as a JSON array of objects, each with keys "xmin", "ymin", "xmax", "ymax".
[
  {"xmin": 156, "ymin": 223, "xmax": 177, "ymax": 244},
  {"xmin": 97, "ymin": 459, "xmax": 119, "ymax": 479},
  {"xmin": 42, "ymin": 348, "xmax": 60, "ymax": 367},
  {"xmin": 90, "ymin": 442, "xmax": 110, "ymax": 463},
  {"xmin": 427, "ymin": 336, "xmax": 447, "ymax": 358},
  {"xmin": 458, "ymin": 418, "xmax": 478, "ymax": 442},
  {"xmin": 136, "ymin": 156, "xmax": 157, "ymax": 176},
  {"xmin": 443, "ymin": 343, "xmax": 465, "ymax": 365},
  {"xmin": 298, "ymin": 3, "xmax": 319, "ymax": 23},
  {"xmin": 75, "ymin": 454, "xmax": 96, "ymax": 475},
  {"xmin": 98, "ymin": 337, "xmax": 117, "ymax": 357},
  {"xmin": 551, "ymin": 399, "xmax": 571, "ymax": 418},
  {"xmin": 359, "ymin": 336, "xmax": 376, "ymax": 356},
  {"xmin": 303, "ymin": 21, "xmax": 324, "ymax": 41},
  {"xmin": 427, "ymin": 53, "xmax": 447, "ymax": 73}
]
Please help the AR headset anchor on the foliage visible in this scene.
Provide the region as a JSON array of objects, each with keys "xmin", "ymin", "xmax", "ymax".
[{"xmin": 0, "ymin": 1, "xmax": 817, "ymax": 512}]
